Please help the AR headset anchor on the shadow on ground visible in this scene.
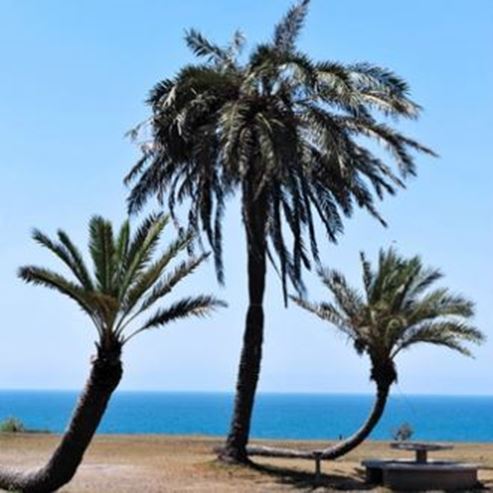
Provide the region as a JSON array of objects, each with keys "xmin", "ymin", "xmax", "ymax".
[
  {"xmin": 250, "ymin": 461, "xmax": 374, "ymax": 491},
  {"xmin": 207, "ymin": 455, "xmax": 492, "ymax": 492},
  {"xmin": 250, "ymin": 462, "xmax": 491, "ymax": 491}
]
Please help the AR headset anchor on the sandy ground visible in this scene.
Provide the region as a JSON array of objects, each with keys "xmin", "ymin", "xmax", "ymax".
[{"xmin": 0, "ymin": 434, "xmax": 491, "ymax": 492}]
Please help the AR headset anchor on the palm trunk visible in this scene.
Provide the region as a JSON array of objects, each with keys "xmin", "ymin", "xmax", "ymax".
[
  {"xmin": 319, "ymin": 381, "xmax": 391, "ymax": 460},
  {"xmin": 221, "ymin": 195, "xmax": 267, "ymax": 464},
  {"xmin": 0, "ymin": 345, "xmax": 122, "ymax": 492}
]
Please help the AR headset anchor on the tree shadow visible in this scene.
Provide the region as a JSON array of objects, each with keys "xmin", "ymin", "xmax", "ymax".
[{"xmin": 250, "ymin": 461, "xmax": 375, "ymax": 491}]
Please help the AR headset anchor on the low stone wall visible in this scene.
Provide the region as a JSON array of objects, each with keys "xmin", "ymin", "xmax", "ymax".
[{"xmin": 362, "ymin": 459, "xmax": 480, "ymax": 490}]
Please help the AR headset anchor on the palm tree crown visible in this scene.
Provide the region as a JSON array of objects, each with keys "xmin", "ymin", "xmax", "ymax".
[
  {"xmin": 292, "ymin": 248, "xmax": 484, "ymax": 386},
  {"xmin": 126, "ymin": 0, "xmax": 435, "ymax": 297},
  {"xmin": 19, "ymin": 213, "xmax": 225, "ymax": 351}
]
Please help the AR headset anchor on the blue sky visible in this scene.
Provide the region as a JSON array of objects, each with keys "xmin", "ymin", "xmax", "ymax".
[{"xmin": 0, "ymin": 0, "xmax": 491, "ymax": 395}]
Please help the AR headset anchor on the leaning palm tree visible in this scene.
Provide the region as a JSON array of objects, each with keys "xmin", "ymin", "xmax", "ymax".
[
  {"xmin": 126, "ymin": 0, "xmax": 435, "ymax": 463},
  {"xmin": 291, "ymin": 248, "xmax": 484, "ymax": 460},
  {"xmin": 0, "ymin": 213, "xmax": 224, "ymax": 492}
]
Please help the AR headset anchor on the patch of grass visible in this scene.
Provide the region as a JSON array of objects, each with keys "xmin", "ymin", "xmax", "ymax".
[
  {"xmin": 0, "ymin": 416, "xmax": 50, "ymax": 434},
  {"xmin": 0, "ymin": 417, "xmax": 26, "ymax": 433}
]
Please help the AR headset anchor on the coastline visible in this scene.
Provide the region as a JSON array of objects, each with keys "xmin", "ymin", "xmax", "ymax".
[
  {"xmin": 1, "ymin": 391, "xmax": 491, "ymax": 442},
  {"xmin": 0, "ymin": 434, "xmax": 491, "ymax": 491}
]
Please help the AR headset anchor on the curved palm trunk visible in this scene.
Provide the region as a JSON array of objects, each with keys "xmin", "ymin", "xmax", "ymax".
[
  {"xmin": 221, "ymin": 195, "xmax": 267, "ymax": 464},
  {"xmin": 319, "ymin": 381, "xmax": 391, "ymax": 460},
  {"xmin": 0, "ymin": 346, "xmax": 122, "ymax": 492},
  {"xmin": 246, "ymin": 381, "xmax": 391, "ymax": 461}
]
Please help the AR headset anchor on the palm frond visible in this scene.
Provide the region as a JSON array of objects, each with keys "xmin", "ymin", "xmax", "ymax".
[
  {"xmin": 138, "ymin": 253, "xmax": 209, "ymax": 313},
  {"xmin": 57, "ymin": 230, "xmax": 94, "ymax": 290},
  {"xmin": 273, "ymin": 0, "xmax": 310, "ymax": 53},
  {"xmin": 290, "ymin": 295, "xmax": 355, "ymax": 339},
  {"xmin": 32, "ymin": 229, "xmax": 93, "ymax": 290},
  {"xmin": 120, "ymin": 231, "xmax": 194, "ymax": 320},
  {"xmin": 18, "ymin": 266, "xmax": 97, "ymax": 324},
  {"xmin": 185, "ymin": 28, "xmax": 231, "ymax": 66},
  {"xmin": 395, "ymin": 321, "xmax": 485, "ymax": 357},
  {"xmin": 405, "ymin": 289, "xmax": 475, "ymax": 326},
  {"xmin": 360, "ymin": 251, "xmax": 374, "ymax": 298},
  {"xmin": 120, "ymin": 213, "xmax": 169, "ymax": 297},
  {"xmin": 124, "ymin": 295, "xmax": 226, "ymax": 343},
  {"xmin": 317, "ymin": 267, "xmax": 364, "ymax": 318},
  {"xmin": 113, "ymin": 220, "xmax": 130, "ymax": 286},
  {"xmin": 89, "ymin": 216, "xmax": 115, "ymax": 294}
]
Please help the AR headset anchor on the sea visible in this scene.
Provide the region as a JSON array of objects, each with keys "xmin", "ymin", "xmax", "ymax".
[{"xmin": 0, "ymin": 391, "xmax": 491, "ymax": 442}]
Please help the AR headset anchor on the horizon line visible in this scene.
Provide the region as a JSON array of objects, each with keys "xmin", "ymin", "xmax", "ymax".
[{"xmin": 0, "ymin": 389, "xmax": 491, "ymax": 398}]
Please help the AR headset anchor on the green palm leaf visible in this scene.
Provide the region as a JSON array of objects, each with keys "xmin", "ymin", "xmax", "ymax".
[
  {"xmin": 20, "ymin": 214, "xmax": 225, "ymax": 350},
  {"xmin": 273, "ymin": 0, "xmax": 310, "ymax": 53},
  {"xmin": 124, "ymin": 295, "xmax": 226, "ymax": 343},
  {"xmin": 119, "ymin": 213, "xmax": 169, "ymax": 297},
  {"xmin": 294, "ymin": 248, "xmax": 484, "ymax": 385},
  {"xmin": 32, "ymin": 229, "xmax": 93, "ymax": 290},
  {"xmin": 57, "ymin": 230, "xmax": 94, "ymax": 290},
  {"xmin": 120, "ymin": 232, "xmax": 194, "ymax": 320},
  {"xmin": 18, "ymin": 266, "xmax": 97, "ymax": 324},
  {"xmin": 89, "ymin": 216, "xmax": 115, "ymax": 294},
  {"xmin": 138, "ymin": 253, "xmax": 209, "ymax": 312}
]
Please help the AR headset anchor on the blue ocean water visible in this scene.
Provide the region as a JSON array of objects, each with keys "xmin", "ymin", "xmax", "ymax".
[{"xmin": 0, "ymin": 391, "xmax": 491, "ymax": 442}]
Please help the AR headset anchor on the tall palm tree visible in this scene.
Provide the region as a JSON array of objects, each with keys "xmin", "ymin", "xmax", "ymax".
[
  {"xmin": 0, "ymin": 213, "xmax": 224, "ymax": 492},
  {"xmin": 125, "ymin": 0, "xmax": 435, "ymax": 463},
  {"xmin": 290, "ymin": 248, "xmax": 484, "ymax": 460}
]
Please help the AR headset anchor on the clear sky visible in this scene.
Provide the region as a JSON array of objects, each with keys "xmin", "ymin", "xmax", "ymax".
[{"xmin": 0, "ymin": 0, "xmax": 491, "ymax": 396}]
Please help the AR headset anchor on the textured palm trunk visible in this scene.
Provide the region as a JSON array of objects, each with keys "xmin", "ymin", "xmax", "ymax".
[
  {"xmin": 0, "ymin": 345, "xmax": 122, "ymax": 492},
  {"xmin": 221, "ymin": 194, "xmax": 267, "ymax": 464},
  {"xmin": 319, "ymin": 380, "xmax": 391, "ymax": 460}
]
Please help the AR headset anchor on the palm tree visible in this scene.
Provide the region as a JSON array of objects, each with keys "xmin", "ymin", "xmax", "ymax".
[
  {"xmin": 0, "ymin": 213, "xmax": 225, "ymax": 492},
  {"xmin": 291, "ymin": 248, "xmax": 484, "ymax": 460},
  {"xmin": 125, "ymin": 0, "xmax": 435, "ymax": 463}
]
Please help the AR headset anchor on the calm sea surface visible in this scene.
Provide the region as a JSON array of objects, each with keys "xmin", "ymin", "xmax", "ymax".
[{"xmin": 0, "ymin": 391, "xmax": 491, "ymax": 442}]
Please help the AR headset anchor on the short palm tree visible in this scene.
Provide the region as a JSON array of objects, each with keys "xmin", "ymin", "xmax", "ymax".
[
  {"xmin": 126, "ymin": 0, "xmax": 435, "ymax": 462},
  {"xmin": 0, "ymin": 213, "xmax": 225, "ymax": 492},
  {"xmin": 292, "ymin": 248, "xmax": 484, "ymax": 459}
]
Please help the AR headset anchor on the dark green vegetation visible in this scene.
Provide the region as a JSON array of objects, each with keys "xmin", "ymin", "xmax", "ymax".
[
  {"xmin": 392, "ymin": 423, "xmax": 414, "ymax": 441},
  {"xmin": 0, "ymin": 214, "xmax": 224, "ymax": 492},
  {"xmin": 0, "ymin": 417, "xmax": 26, "ymax": 433},
  {"xmin": 126, "ymin": 0, "xmax": 435, "ymax": 463},
  {"xmin": 0, "ymin": 417, "xmax": 50, "ymax": 435}
]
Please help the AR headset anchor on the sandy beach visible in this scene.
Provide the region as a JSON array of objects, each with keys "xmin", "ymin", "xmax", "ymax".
[{"xmin": 0, "ymin": 434, "xmax": 491, "ymax": 492}]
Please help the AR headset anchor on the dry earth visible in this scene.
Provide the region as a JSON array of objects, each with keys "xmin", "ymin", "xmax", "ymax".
[{"xmin": 0, "ymin": 434, "xmax": 491, "ymax": 492}]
